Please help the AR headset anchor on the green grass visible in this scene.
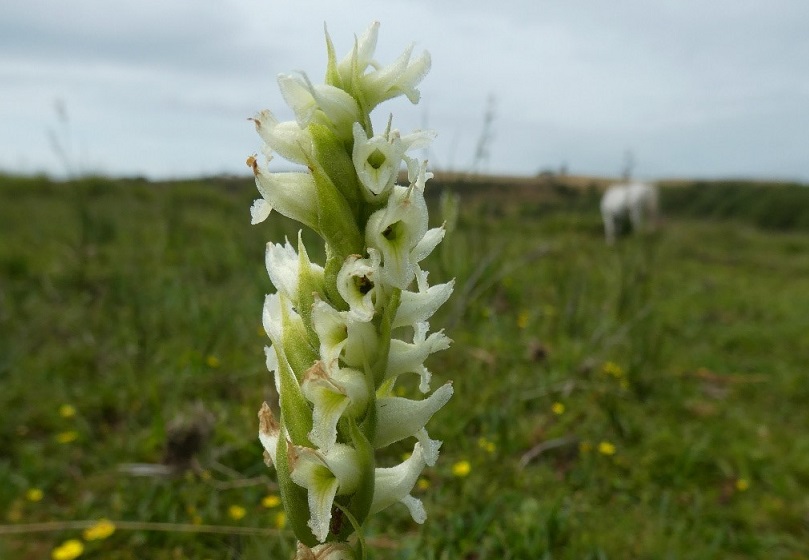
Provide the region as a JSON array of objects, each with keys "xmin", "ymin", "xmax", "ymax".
[{"xmin": 1, "ymin": 175, "xmax": 808, "ymax": 559}]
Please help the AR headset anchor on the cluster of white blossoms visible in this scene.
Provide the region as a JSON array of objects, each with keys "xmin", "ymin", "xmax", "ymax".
[{"xmin": 250, "ymin": 22, "xmax": 454, "ymax": 555}]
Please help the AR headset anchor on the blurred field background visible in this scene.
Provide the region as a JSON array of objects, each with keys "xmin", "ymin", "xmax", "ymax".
[{"xmin": 2, "ymin": 173, "xmax": 809, "ymax": 559}]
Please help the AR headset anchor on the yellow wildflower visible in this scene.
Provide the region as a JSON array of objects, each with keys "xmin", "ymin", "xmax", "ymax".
[
  {"xmin": 601, "ymin": 361, "xmax": 624, "ymax": 378},
  {"xmin": 83, "ymin": 518, "xmax": 116, "ymax": 541},
  {"xmin": 55, "ymin": 431, "xmax": 78, "ymax": 444},
  {"xmin": 228, "ymin": 505, "xmax": 247, "ymax": 521},
  {"xmin": 736, "ymin": 478, "xmax": 750, "ymax": 492},
  {"xmin": 52, "ymin": 539, "xmax": 84, "ymax": 560},
  {"xmin": 59, "ymin": 404, "xmax": 77, "ymax": 419},
  {"xmin": 517, "ymin": 310, "xmax": 530, "ymax": 329},
  {"xmin": 26, "ymin": 488, "xmax": 44, "ymax": 502},
  {"xmin": 477, "ymin": 437, "xmax": 496, "ymax": 454},
  {"xmin": 417, "ymin": 478, "xmax": 430, "ymax": 491},
  {"xmin": 452, "ymin": 460, "xmax": 471, "ymax": 478},
  {"xmin": 205, "ymin": 355, "xmax": 221, "ymax": 368},
  {"xmin": 261, "ymin": 494, "xmax": 281, "ymax": 508},
  {"xmin": 598, "ymin": 441, "xmax": 616, "ymax": 456},
  {"xmin": 273, "ymin": 511, "xmax": 287, "ymax": 529},
  {"xmin": 551, "ymin": 402, "xmax": 565, "ymax": 415}
]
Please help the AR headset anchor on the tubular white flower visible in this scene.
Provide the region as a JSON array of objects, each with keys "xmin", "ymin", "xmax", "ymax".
[
  {"xmin": 374, "ymin": 382, "xmax": 453, "ymax": 463},
  {"xmin": 252, "ymin": 109, "xmax": 314, "ymax": 165},
  {"xmin": 289, "ymin": 444, "xmax": 362, "ymax": 543},
  {"xmin": 262, "ymin": 293, "xmax": 306, "ymax": 348},
  {"xmin": 361, "ymin": 44, "xmax": 431, "ymax": 108},
  {"xmin": 365, "ymin": 185, "xmax": 429, "ymax": 289},
  {"xmin": 278, "ymin": 73, "xmax": 361, "ymax": 138},
  {"xmin": 311, "ymin": 298, "xmax": 378, "ymax": 370},
  {"xmin": 266, "ymin": 235, "xmax": 324, "ymax": 304},
  {"xmin": 352, "ymin": 123, "xmax": 436, "ymax": 200},
  {"xmin": 352, "ymin": 123, "xmax": 401, "ymax": 199},
  {"xmin": 386, "ymin": 322, "xmax": 451, "ymax": 393},
  {"xmin": 262, "ymin": 292, "xmax": 316, "ymax": 375},
  {"xmin": 301, "ymin": 361, "xmax": 369, "ymax": 452},
  {"xmin": 251, "ymin": 157, "xmax": 319, "ymax": 232},
  {"xmin": 336, "ymin": 21, "xmax": 380, "ymax": 85},
  {"xmin": 395, "ymin": 268, "xmax": 454, "ymax": 329},
  {"xmin": 336, "ymin": 249, "xmax": 381, "ymax": 322},
  {"xmin": 370, "ymin": 442, "xmax": 427, "ymax": 522}
]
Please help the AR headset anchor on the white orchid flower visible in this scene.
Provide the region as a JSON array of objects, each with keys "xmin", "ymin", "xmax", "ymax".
[
  {"xmin": 289, "ymin": 444, "xmax": 361, "ymax": 543},
  {"xmin": 360, "ymin": 44, "xmax": 431, "ymax": 108},
  {"xmin": 266, "ymin": 235, "xmax": 324, "ymax": 304},
  {"xmin": 336, "ymin": 21, "xmax": 380, "ymax": 85},
  {"xmin": 251, "ymin": 109, "xmax": 313, "ymax": 166},
  {"xmin": 311, "ymin": 298, "xmax": 378, "ymax": 370},
  {"xmin": 336, "ymin": 249, "xmax": 381, "ymax": 322},
  {"xmin": 387, "ymin": 322, "xmax": 451, "ymax": 393},
  {"xmin": 370, "ymin": 442, "xmax": 427, "ymax": 522},
  {"xmin": 375, "ymin": 382, "xmax": 453, "ymax": 465},
  {"xmin": 278, "ymin": 73, "xmax": 360, "ymax": 138},
  {"xmin": 263, "ymin": 293, "xmax": 316, "ymax": 375},
  {"xmin": 301, "ymin": 361, "xmax": 369, "ymax": 452},
  {"xmin": 352, "ymin": 122, "xmax": 435, "ymax": 200},
  {"xmin": 395, "ymin": 267, "xmax": 454, "ymax": 328},
  {"xmin": 365, "ymin": 185, "xmax": 429, "ymax": 289},
  {"xmin": 249, "ymin": 155, "xmax": 319, "ymax": 231}
]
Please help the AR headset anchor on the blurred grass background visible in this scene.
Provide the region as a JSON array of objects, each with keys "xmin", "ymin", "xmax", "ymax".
[{"xmin": 1, "ymin": 173, "xmax": 808, "ymax": 559}]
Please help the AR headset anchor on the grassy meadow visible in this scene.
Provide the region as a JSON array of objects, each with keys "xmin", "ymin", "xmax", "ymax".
[{"xmin": 1, "ymin": 173, "xmax": 809, "ymax": 559}]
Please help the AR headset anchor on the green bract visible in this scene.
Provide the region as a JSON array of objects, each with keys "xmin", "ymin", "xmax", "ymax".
[{"xmin": 251, "ymin": 22, "xmax": 452, "ymax": 555}]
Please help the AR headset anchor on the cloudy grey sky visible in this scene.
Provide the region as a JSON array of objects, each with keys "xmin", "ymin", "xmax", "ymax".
[{"xmin": 2, "ymin": 0, "xmax": 808, "ymax": 181}]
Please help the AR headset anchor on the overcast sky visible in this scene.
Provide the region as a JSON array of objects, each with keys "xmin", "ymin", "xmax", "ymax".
[{"xmin": 2, "ymin": 0, "xmax": 808, "ymax": 181}]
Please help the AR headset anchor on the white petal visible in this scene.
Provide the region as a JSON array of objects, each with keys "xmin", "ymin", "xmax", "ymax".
[
  {"xmin": 253, "ymin": 168, "xmax": 319, "ymax": 232},
  {"xmin": 410, "ymin": 226, "xmax": 445, "ymax": 264},
  {"xmin": 252, "ymin": 109, "xmax": 313, "ymax": 165},
  {"xmin": 289, "ymin": 444, "xmax": 362, "ymax": 542},
  {"xmin": 266, "ymin": 239, "xmax": 300, "ymax": 301},
  {"xmin": 302, "ymin": 362, "xmax": 369, "ymax": 452},
  {"xmin": 250, "ymin": 198, "xmax": 272, "ymax": 224},
  {"xmin": 399, "ymin": 494, "xmax": 427, "ymax": 524},
  {"xmin": 371, "ymin": 442, "xmax": 426, "ymax": 516},
  {"xmin": 374, "ymin": 382, "xmax": 453, "ymax": 455},
  {"xmin": 395, "ymin": 272, "xmax": 454, "ymax": 328},
  {"xmin": 365, "ymin": 186, "xmax": 429, "ymax": 289},
  {"xmin": 386, "ymin": 323, "xmax": 451, "ymax": 392}
]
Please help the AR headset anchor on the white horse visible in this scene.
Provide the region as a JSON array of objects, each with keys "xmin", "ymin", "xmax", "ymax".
[{"xmin": 600, "ymin": 182, "xmax": 659, "ymax": 243}]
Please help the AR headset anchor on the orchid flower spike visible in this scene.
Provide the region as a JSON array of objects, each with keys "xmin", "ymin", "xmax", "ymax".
[{"xmin": 251, "ymin": 22, "xmax": 454, "ymax": 554}]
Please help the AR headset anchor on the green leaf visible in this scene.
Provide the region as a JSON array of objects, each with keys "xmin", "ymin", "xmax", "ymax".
[
  {"xmin": 323, "ymin": 24, "xmax": 343, "ymax": 88},
  {"xmin": 276, "ymin": 431, "xmax": 318, "ymax": 547},
  {"xmin": 341, "ymin": 418, "xmax": 375, "ymax": 538},
  {"xmin": 277, "ymin": 353, "xmax": 314, "ymax": 447},
  {"xmin": 372, "ymin": 287, "xmax": 401, "ymax": 388},
  {"xmin": 308, "ymin": 156, "xmax": 363, "ymax": 262},
  {"xmin": 310, "ymin": 122, "xmax": 364, "ymax": 219},
  {"xmin": 280, "ymin": 296, "xmax": 318, "ymax": 377}
]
